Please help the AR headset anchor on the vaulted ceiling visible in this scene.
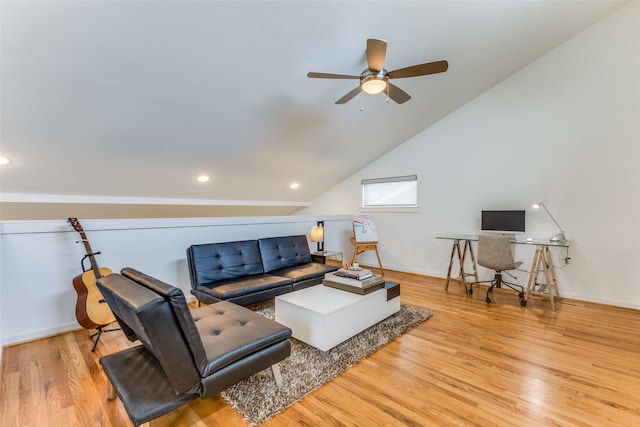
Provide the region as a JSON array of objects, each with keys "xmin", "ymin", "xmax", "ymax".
[{"xmin": 0, "ymin": 1, "xmax": 626, "ymax": 218}]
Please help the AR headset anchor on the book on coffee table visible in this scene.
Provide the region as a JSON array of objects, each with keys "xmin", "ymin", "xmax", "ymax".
[
  {"xmin": 322, "ymin": 272, "xmax": 384, "ymax": 295},
  {"xmin": 334, "ymin": 267, "xmax": 374, "ymax": 280}
]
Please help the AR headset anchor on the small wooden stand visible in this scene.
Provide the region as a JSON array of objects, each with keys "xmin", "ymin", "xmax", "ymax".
[{"xmin": 349, "ymin": 236, "xmax": 385, "ymax": 276}]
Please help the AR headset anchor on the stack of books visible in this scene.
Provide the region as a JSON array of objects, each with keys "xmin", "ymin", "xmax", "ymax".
[
  {"xmin": 334, "ymin": 267, "xmax": 374, "ymax": 280},
  {"xmin": 323, "ymin": 270, "xmax": 384, "ymax": 295}
]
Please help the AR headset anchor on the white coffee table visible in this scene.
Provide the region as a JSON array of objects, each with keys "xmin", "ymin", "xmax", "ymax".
[{"xmin": 275, "ymin": 284, "xmax": 400, "ymax": 356}]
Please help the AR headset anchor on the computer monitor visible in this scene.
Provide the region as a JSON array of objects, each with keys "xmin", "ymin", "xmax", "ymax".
[{"xmin": 481, "ymin": 210, "xmax": 525, "ymax": 233}]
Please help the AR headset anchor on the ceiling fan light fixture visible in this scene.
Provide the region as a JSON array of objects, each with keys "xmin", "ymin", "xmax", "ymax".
[
  {"xmin": 361, "ymin": 73, "xmax": 387, "ymax": 95},
  {"xmin": 307, "ymin": 38, "xmax": 448, "ymax": 104}
]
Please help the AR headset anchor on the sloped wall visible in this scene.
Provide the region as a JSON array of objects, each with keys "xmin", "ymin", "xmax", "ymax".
[{"xmin": 299, "ymin": 2, "xmax": 640, "ymax": 308}]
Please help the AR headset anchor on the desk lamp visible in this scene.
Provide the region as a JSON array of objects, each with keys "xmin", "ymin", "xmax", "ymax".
[
  {"xmin": 310, "ymin": 221, "xmax": 324, "ymax": 253},
  {"xmin": 533, "ymin": 201, "xmax": 566, "ymax": 242}
]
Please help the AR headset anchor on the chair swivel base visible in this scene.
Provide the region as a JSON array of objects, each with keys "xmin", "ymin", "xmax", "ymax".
[{"xmin": 469, "ymin": 273, "xmax": 525, "ymax": 305}]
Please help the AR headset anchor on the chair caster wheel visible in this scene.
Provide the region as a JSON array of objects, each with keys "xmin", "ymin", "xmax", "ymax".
[
  {"xmin": 520, "ymin": 300, "xmax": 527, "ymax": 307},
  {"xmin": 486, "ymin": 297, "xmax": 491, "ymax": 303},
  {"xmin": 468, "ymin": 288, "xmax": 473, "ymax": 295}
]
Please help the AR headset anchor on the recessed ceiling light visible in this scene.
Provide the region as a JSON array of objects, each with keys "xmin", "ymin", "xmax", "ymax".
[
  {"xmin": 196, "ymin": 175, "xmax": 210, "ymax": 183},
  {"xmin": 0, "ymin": 155, "xmax": 12, "ymax": 166},
  {"xmin": 290, "ymin": 182, "xmax": 300, "ymax": 189}
]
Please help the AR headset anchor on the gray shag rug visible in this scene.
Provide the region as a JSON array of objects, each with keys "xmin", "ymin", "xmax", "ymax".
[{"xmin": 221, "ymin": 301, "xmax": 433, "ymax": 426}]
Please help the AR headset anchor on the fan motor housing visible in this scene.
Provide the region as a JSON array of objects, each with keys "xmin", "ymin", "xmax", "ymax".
[
  {"xmin": 361, "ymin": 69, "xmax": 388, "ymax": 81},
  {"xmin": 360, "ymin": 69, "xmax": 388, "ymax": 94}
]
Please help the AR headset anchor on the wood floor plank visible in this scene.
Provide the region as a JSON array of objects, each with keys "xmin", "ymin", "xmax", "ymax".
[
  {"xmin": 0, "ymin": 371, "xmax": 20, "ymax": 427},
  {"xmin": 2, "ymin": 270, "xmax": 640, "ymax": 426}
]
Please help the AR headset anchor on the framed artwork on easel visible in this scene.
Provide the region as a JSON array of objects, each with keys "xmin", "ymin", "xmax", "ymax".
[
  {"xmin": 353, "ymin": 215, "xmax": 378, "ymax": 243},
  {"xmin": 351, "ymin": 215, "xmax": 384, "ymax": 275}
]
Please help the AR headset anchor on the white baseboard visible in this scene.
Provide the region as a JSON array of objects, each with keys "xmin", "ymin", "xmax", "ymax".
[{"xmin": 1, "ymin": 321, "xmax": 80, "ymax": 348}]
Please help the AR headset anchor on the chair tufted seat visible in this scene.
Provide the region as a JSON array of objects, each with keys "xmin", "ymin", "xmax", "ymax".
[{"xmin": 191, "ymin": 301, "xmax": 291, "ymax": 375}]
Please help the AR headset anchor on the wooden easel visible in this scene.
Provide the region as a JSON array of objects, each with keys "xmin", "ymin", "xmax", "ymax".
[
  {"xmin": 349, "ymin": 236, "xmax": 385, "ymax": 276},
  {"xmin": 350, "ymin": 215, "xmax": 384, "ymax": 275}
]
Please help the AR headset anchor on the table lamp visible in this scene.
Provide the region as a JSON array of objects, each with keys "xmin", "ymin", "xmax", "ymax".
[
  {"xmin": 310, "ymin": 221, "xmax": 324, "ymax": 253},
  {"xmin": 533, "ymin": 201, "xmax": 566, "ymax": 242}
]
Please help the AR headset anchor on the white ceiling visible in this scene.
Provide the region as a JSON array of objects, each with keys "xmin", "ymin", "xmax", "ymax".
[{"xmin": 0, "ymin": 1, "xmax": 626, "ymax": 208}]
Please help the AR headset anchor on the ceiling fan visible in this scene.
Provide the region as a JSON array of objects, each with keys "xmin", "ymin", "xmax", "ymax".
[{"xmin": 307, "ymin": 38, "xmax": 448, "ymax": 105}]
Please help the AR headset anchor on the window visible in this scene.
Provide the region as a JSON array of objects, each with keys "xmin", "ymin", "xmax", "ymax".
[{"xmin": 361, "ymin": 175, "xmax": 417, "ymax": 208}]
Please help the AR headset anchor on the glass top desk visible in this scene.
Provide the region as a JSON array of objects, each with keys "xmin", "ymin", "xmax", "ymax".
[{"xmin": 436, "ymin": 234, "xmax": 570, "ymax": 310}]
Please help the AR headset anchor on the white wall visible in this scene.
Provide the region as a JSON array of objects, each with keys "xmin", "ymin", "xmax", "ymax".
[
  {"xmin": 0, "ymin": 214, "xmax": 353, "ymax": 347},
  {"xmin": 299, "ymin": 2, "xmax": 640, "ymax": 309}
]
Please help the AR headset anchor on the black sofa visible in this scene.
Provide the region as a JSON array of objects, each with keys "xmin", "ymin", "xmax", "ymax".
[
  {"xmin": 97, "ymin": 268, "xmax": 292, "ymax": 426},
  {"xmin": 187, "ymin": 234, "xmax": 339, "ymax": 306}
]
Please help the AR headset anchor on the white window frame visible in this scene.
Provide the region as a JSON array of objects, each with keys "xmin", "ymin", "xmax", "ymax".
[{"xmin": 361, "ymin": 175, "xmax": 418, "ymax": 209}]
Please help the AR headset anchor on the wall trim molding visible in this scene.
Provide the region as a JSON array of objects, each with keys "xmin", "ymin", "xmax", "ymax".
[
  {"xmin": 0, "ymin": 214, "xmax": 353, "ymax": 235},
  {"xmin": 0, "ymin": 192, "xmax": 311, "ymax": 207}
]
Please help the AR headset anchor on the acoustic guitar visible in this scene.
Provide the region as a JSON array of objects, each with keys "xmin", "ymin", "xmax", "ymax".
[{"xmin": 68, "ymin": 218, "xmax": 116, "ymax": 330}]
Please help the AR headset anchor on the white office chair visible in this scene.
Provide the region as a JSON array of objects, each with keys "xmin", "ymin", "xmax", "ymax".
[{"xmin": 469, "ymin": 234, "xmax": 525, "ymax": 305}]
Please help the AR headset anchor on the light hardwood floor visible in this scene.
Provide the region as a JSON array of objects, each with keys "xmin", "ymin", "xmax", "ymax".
[{"xmin": 1, "ymin": 270, "xmax": 639, "ymax": 426}]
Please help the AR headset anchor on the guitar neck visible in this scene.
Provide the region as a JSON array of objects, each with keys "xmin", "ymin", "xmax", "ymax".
[
  {"xmin": 78, "ymin": 232, "xmax": 103, "ymax": 279},
  {"xmin": 69, "ymin": 218, "xmax": 104, "ymax": 280}
]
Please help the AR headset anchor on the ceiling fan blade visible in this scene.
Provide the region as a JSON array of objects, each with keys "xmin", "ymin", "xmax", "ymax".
[
  {"xmin": 387, "ymin": 83, "xmax": 411, "ymax": 104},
  {"xmin": 335, "ymin": 86, "xmax": 362, "ymax": 104},
  {"xmin": 366, "ymin": 38, "xmax": 387, "ymax": 71},
  {"xmin": 307, "ymin": 72, "xmax": 360, "ymax": 79},
  {"xmin": 388, "ymin": 60, "xmax": 449, "ymax": 79}
]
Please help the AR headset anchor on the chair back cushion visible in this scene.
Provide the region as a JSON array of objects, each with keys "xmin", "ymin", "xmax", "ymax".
[
  {"xmin": 97, "ymin": 273, "xmax": 203, "ymax": 394},
  {"xmin": 477, "ymin": 234, "xmax": 517, "ymax": 271},
  {"xmin": 258, "ymin": 235, "xmax": 312, "ymax": 273},
  {"xmin": 121, "ymin": 268, "xmax": 210, "ymax": 376},
  {"xmin": 187, "ymin": 240, "xmax": 265, "ymax": 288}
]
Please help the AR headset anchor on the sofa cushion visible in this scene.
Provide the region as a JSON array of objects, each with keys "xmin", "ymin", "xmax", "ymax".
[
  {"xmin": 187, "ymin": 240, "xmax": 264, "ymax": 286},
  {"xmin": 100, "ymin": 346, "xmax": 197, "ymax": 427},
  {"xmin": 258, "ymin": 235, "xmax": 312, "ymax": 273},
  {"xmin": 271, "ymin": 262, "xmax": 339, "ymax": 283},
  {"xmin": 190, "ymin": 301, "xmax": 292, "ymax": 376},
  {"xmin": 197, "ymin": 274, "xmax": 292, "ymax": 300}
]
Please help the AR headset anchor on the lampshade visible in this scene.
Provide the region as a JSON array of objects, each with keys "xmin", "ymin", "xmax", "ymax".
[
  {"xmin": 310, "ymin": 226, "xmax": 324, "ymax": 242},
  {"xmin": 533, "ymin": 201, "xmax": 566, "ymax": 242},
  {"xmin": 361, "ymin": 76, "xmax": 387, "ymax": 95}
]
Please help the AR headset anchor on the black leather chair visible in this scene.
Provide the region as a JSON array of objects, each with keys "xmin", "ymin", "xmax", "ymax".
[{"xmin": 97, "ymin": 268, "xmax": 292, "ymax": 426}]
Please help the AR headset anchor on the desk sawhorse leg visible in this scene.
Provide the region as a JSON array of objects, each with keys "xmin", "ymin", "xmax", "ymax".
[
  {"xmin": 524, "ymin": 246, "xmax": 560, "ymax": 311},
  {"xmin": 444, "ymin": 239, "xmax": 479, "ymax": 292}
]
